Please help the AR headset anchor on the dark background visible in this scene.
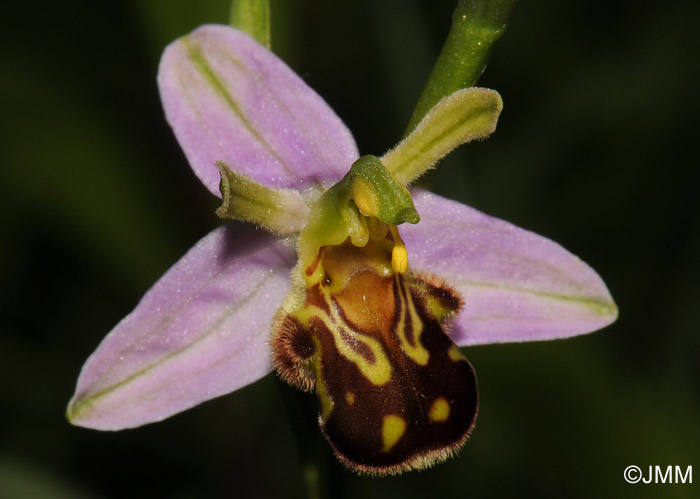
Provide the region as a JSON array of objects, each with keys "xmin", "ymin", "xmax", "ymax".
[{"xmin": 1, "ymin": 0, "xmax": 698, "ymax": 497}]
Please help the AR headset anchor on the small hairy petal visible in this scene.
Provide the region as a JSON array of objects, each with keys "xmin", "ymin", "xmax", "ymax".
[
  {"xmin": 382, "ymin": 88, "xmax": 503, "ymax": 186},
  {"xmin": 158, "ymin": 24, "xmax": 359, "ymax": 197},
  {"xmin": 403, "ymin": 190, "xmax": 617, "ymax": 345},
  {"xmin": 67, "ymin": 223, "xmax": 295, "ymax": 430},
  {"xmin": 216, "ymin": 161, "xmax": 309, "ymax": 234}
]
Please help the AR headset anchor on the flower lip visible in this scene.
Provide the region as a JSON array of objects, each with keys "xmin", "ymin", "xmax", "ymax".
[{"xmin": 271, "ymin": 235, "xmax": 479, "ymax": 475}]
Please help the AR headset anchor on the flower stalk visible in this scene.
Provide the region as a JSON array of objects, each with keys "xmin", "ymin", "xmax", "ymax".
[
  {"xmin": 404, "ymin": 0, "xmax": 518, "ymax": 136},
  {"xmin": 229, "ymin": 0, "xmax": 270, "ymax": 48}
]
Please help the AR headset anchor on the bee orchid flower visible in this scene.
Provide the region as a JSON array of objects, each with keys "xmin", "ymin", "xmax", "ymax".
[{"xmin": 67, "ymin": 25, "xmax": 617, "ymax": 475}]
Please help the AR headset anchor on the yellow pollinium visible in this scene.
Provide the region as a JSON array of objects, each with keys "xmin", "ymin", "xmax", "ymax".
[{"xmin": 388, "ymin": 225, "xmax": 408, "ymax": 274}]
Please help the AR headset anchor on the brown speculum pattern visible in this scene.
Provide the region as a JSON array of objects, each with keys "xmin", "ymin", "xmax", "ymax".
[{"xmin": 272, "ymin": 235, "xmax": 478, "ymax": 475}]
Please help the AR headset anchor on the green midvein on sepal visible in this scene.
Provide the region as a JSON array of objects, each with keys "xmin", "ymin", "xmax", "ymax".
[
  {"xmin": 382, "ymin": 87, "xmax": 503, "ymax": 186},
  {"xmin": 216, "ymin": 161, "xmax": 309, "ymax": 234},
  {"xmin": 297, "ymin": 155, "xmax": 419, "ymax": 270}
]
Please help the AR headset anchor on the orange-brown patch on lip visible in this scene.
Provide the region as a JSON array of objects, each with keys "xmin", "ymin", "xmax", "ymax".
[
  {"xmin": 322, "ymin": 239, "xmax": 394, "ymax": 283},
  {"xmin": 333, "ymin": 270, "xmax": 395, "ymax": 335}
]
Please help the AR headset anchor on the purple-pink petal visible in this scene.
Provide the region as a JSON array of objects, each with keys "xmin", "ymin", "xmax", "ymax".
[
  {"xmin": 67, "ymin": 223, "xmax": 295, "ymax": 430},
  {"xmin": 158, "ymin": 24, "xmax": 359, "ymax": 197},
  {"xmin": 404, "ymin": 190, "xmax": 617, "ymax": 346}
]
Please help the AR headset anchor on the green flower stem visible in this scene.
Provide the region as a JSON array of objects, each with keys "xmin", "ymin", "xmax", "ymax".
[
  {"xmin": 404, "ymin": 0, "xmax": 517, "ymax": 137},
  {"xmin": 230, "ymin": 0, "xmax": 271, "ymax": 48},
  {"xmin": 276, "ymin": 379, "xmax": 342, "ymax": 499}
]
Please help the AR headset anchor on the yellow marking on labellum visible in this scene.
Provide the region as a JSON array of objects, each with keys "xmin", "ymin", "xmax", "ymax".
[
  {"xmin": 429, "ymin": 397, "xmax": 451, "ymax": 423},
  {"xmin": 303, "ymin": 285, "xmax": 392, "ymax": 386},
  {"xmin": 381, "ymin": 414, "xmax": 407, "ymax": 453},
  {"xmin": 345, "ymin": 391, "xmax": 356, "ymax": 406},
  {"xmin": 310, "ymin": 337, "xmax": 334, "ymax": 422},
  {"xmin": 448, "ymin": 345, "xmax": 466, "ymax": 362},
  {"xmin": 395, "ymin": 277, "xmax": 429, "ymax": 366},
  {"xmin": 388, "ymin": 225, "xmax": 408, "ymax": 274}
]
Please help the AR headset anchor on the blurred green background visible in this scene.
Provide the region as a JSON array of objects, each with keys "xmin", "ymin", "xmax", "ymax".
[{"xmin": 2, "ymin": 0, "xmax": 698, "ymax": 497}]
